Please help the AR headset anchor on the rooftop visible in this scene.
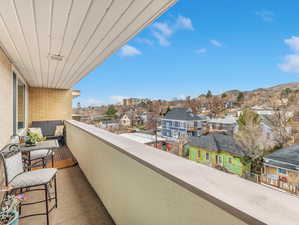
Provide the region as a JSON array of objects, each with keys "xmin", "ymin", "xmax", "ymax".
[
  {"xmin": 120, "ymin": 132, "xmax": 166, "ymax": 144},
  {"xmin": 264, "ymin": 144, "xmax": 299, "ymax": 168},
  {"xmin": 188, "ymin": 133, "xmax": 244, "ymax": 156},
  {"xmin": 164, "ymin": 108, "xmax": 206, "ymax": 121},
  {"xmin": 208, "ymin": 117, "xmax": 237, "ymax": 125}
]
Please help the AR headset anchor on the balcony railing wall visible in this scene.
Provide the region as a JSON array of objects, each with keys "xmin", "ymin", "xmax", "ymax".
[{"xmin": 65, "ymin": 120, "xmax": 299, "ymax": 225}]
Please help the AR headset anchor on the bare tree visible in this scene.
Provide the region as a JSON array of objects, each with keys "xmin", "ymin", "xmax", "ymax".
[
  {"xmin": 178, "ymin": 136, "xmax": 188, "ymax": 157},
  {"xmin": 235, "ymin": 110, "xmax": 266, "ymax": 160},
  {"xmin": 267, "ymin": 99, "xmax": 293, "ymax": 147},
  {"xmin": 271, "ymin": 108, "xmax": 292, "ymax": 147},
  {"xmin": 206, "ymin": 96, "xmax": 224, "ymax": 118}
]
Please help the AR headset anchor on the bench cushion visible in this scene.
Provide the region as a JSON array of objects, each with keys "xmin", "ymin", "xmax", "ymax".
[{"xmin": 31, "ymin": 120, "xmax": 63, "ymax": 137}]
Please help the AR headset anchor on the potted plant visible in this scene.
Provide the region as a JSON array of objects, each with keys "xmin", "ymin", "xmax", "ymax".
[
  {"xmin": 0, "ymin": 194, "xmax": 23, "ymax": 225},
  {"xmin": 25, "ymin": 130, "xmax": 46, "ymax": 146}
]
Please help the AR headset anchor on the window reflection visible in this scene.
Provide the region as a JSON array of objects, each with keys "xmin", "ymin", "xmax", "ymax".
[{"xmin": 17, "ymin": 80, "xmax": 25, "ymax": 129}]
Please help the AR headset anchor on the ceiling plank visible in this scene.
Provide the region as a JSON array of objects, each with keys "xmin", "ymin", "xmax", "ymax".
[{"xmin": 0, "ymin": 0, "xmax": 177, "ymax": 89}]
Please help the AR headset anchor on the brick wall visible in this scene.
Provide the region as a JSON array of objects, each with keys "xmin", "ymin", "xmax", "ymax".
[{"xmin": 29, "ymin": 87, "xmax": 72, "ymax": 126}]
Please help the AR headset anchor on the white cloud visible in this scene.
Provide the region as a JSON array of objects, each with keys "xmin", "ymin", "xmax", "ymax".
[
  {"xmin": 279, "ymin": 54, "xmax": 299, "ymax": 73},
  {"xmin": 176, "ymin": 15, "xmax": 194, "ymax": 31},
  {"xmin": 151, "ymin": 15, "xmax": 194, "ymax": 47},
  {"xmin": 210, "ymin": 40, "xmax": 223, "ymax": 47},
  {"xmin": 255, "ymin": 11, "xmax": 274, "ymax": 22},
  {"xmin": 178, "ymin": 94, "xmax": 186, "ymax": 100},
  {"xmin": 279, "ymin": 36, "xmax": 299, "ymax": 73},
  {"xmin": 136, "ymin": 38, "xmax": 154, "ymax": 46},
  {"xmin": 195, "ymin": 48, "xmax": 207, "ymax": 54},
  {"xmin": 109, "ymin": 96, "xmax": 128, "ymax": 104},
  {"xmin": 119, "ymin": 45, "xmax": 142, "ymax": 57},
  {"xmin": 81, "ymin": 98, "xmax": 102, "ymax": 107},
  {"xmin": 284, "ymin": 36, "xmax": 299, "ymax": 53},
  {"xmin": 152, "ymin": 31, "xmax": 171, "ymax": 46},
  {"xmin": 152, "ymin": 22, "xmax": 173, "ymax": 36}
]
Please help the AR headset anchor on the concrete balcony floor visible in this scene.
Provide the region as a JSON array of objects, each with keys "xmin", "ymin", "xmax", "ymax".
[{"xmin": 19, "ymin": 146, "xmax": 115, "ymax": 225}]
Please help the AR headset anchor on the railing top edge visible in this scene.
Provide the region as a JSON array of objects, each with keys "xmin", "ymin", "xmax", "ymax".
[{"xmin": 65, "ymin": 120, "xmax": 299, "ymax": 225}]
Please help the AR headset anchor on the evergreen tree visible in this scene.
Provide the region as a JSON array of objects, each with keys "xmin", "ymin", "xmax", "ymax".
[
  {"xmin": 105, "ymin": 105, "xmax": 118, "ymax": 119},
  {"xmin": 237, "ymin": 92, "xmax": 244, "ymax": 102},
  {"xmin": 206, "ymin": 90, "xmax": 212, "ymax": 98}
]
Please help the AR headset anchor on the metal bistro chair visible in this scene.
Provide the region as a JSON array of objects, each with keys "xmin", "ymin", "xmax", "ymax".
[
  {"xmin": 1, "ymin": 145, "xmax": 58, "ymax": 225},
  {"xmin": 26, "ymin": 128, "xmax": 55, "ymax": 169},
  {"xmin": 25, "ymin": 149, "xmax": 55, "ymax": 169}
]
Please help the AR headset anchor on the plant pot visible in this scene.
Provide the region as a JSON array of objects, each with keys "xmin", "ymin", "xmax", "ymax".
[{"xmin": 0, "ymin": 210, "xmax": 19, "ymax": 225}]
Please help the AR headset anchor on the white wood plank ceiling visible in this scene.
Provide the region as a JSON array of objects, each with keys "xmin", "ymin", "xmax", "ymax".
[{"xmin": 0, "ymin": 0, "xmax": 176, "ymax": 89}]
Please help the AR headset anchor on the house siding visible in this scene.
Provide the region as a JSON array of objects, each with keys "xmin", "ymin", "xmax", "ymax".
[
  {"xmin": 161, "ymin": 119, "xmax": 202, "ymax": 138},
  {"xmin": 264, "ymin": 165, "xmax": 299, "ymax": 185},
  {"xmin": 188, "ymin": 145, "xmax": 250, "ymax": 176}
]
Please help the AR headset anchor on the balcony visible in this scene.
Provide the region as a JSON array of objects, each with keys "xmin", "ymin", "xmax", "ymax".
[
  {"xmin": 56, "ymin": 120, "xmax": 299, "ymax": 225},
  {"xmin": 1, "ymin": 120, "xmax": 299, "ymax": 225},
  {"xmin": 0, "ymin": 1, "xmax": 299, "ymax": 224},
  {"xmin": 187, "ymin": 126, "xmax": 197, "ymax": 131}
]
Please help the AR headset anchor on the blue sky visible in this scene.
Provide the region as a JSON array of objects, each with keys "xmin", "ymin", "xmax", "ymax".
[{"xmin": 74, "ymin": 0, "xmax": 299, "ymax": 106}]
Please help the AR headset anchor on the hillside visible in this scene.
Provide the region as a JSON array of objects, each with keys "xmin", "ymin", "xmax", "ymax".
[{"xmin": 205, "ymin": 82, "xmax": 299, "ymax": 108}]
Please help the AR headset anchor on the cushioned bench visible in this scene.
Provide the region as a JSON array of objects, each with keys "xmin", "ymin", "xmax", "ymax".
[{"xmin": 31, "ymin": 120, "xmax": 64, "ymax": 144}]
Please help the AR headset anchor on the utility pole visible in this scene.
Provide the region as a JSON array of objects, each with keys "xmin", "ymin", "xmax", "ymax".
[{"xmin": 155, "ymin": 119, "xmax": 158, "ymax": 148}]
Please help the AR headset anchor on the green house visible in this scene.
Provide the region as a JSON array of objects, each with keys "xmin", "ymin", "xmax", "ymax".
[{"xmin": 186, "ymin": 133, "xmax": 251, "ymax": 177}]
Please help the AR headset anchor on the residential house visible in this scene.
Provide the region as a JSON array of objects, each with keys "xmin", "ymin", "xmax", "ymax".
[
  {"xmin": 139, "ymin": 111, "xmax": 148, "ymax": 124},
  {"xmin": 161, "ymin": 108, "xmax": 207, "ymax": 138},
  {"xmin": 120, "ymin": 113, "xmax": 132, "ymax": 127},
  {"xmin": 99, "ymin": 120, "xmax": 120, "ymax": 130},
  {"xmin": 262, "ymin": 145, "xmax": 299, "ymax": 194},
  {"xmin": 186, "ymin": 133, "xmax": 251, "ymax": 176},
  {"xmin": 120, "ymin": 111, "xmax": 142, "ymax": 127},
  {"xmin": 207, "ymin": 117, "xmax": 237, "ymax": 135}
]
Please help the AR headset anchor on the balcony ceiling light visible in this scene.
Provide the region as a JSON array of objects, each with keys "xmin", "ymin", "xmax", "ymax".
[{"xmin": 50, "ymin": 54, "xmax": 64, "ymax": 61}]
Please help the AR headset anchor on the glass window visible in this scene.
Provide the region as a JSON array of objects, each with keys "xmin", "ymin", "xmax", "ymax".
[
  {"xmin": 17, "ymin": 80, "xmax": 25, "ymax": 129},
  {"xmin": 216, "ymin": 155, "xmax": 223, "ymax": 164},
  {"xmin": 13, "ymin": 72, "xmax": 26, "ymax": 134},
  {"xmin": 206, "ymin": 152, "xmax": 210, "ymax": 161},
  {"xmin": 228, "ymin": 157, "xmax": 233, "ymax": 164},
  {"xmin": 278, "ymin": 168, "xmax": 287, "ymax": 175},
  {"xmin": 219, "ymin": 156, "xmax": 222, "ymax": 164},
  {"xmin": 197, "ymin": 151, "xmax": 200, "ymax": 159}
]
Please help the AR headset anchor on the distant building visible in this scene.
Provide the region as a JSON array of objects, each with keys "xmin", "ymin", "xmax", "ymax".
[
  {"xmin": 120, "ymin": 132, "xmax": 171, "ymax": 151},
  {"xmin": 139, "ymin": 112, "xmax": 148, "ymax": 124},
  {"xmin": 207, "ymin": 117, "xmax": 237, "ymax": 135},
  {"xmin": 120, "ymin": 112, "xmax": 142, "ymax": 127},
  {"xmin": 161, "ymin": 108, "xmax": 208, "ymax": 138},
  {"xmin": 99, "ymin": 120, "xmax": 120, "ymax": 129},
  {"xmin": 123, "ymin": 98, "xmax": 140, "ymax": 106},
  {"xmin": 262, "ymin": 145, "xmax": 299, "ymax": 194},
  {"xmin": 120, "ymin": 113, "xmax": 132, "ymax": 127},
  {"xmin": 123, "ymin": 98, "xmax": 150, "ymax": 106},
  {"xmin": 72, "ymin": 113, "xmax": 82, "ymax": 121},
  {"xmin": 186, "ymin": 133, "xmax": 251, "ymax": 177}
]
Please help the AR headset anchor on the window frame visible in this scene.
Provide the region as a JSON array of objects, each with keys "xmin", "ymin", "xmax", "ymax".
[
  {"xmin": 197, "ymin": 151, "xmax": 201, "ymax": 159},
  {"xmin": 205, "ymin": 152, "xmax": 210, "ymax": 161},
  {"xmin": 277, "ymin": 168, "xmax": 287, "ymax": 175},
  {"xmin": 13, "ymin": 71, "xmax": 27, "ymax": 135}
]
